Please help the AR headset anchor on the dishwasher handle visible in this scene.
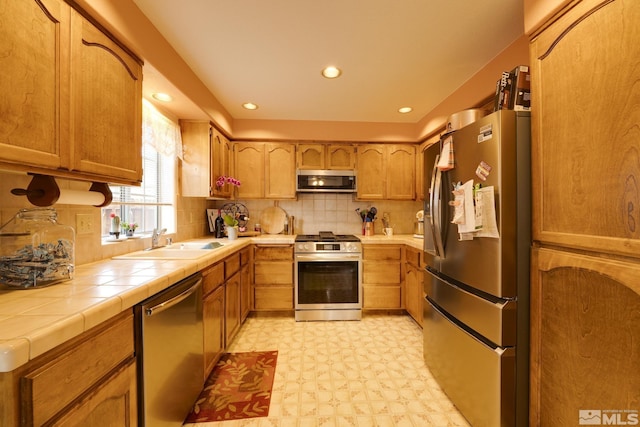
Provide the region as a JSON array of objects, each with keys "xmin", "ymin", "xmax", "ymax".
[{"xmin": 145, "ymin": 277, "xmax": 202, "ymax": 317}]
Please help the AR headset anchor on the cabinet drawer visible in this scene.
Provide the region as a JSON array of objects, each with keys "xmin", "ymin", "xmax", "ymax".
[
  {"xmin": 21, "ymin": 313, "xmax": 134, "ymax": 426},
  {"xmin": 202, "ymin": 262, "xmax": 224, "ymax": 296},
  {"xmin": 406, "ymin": 248, "xmax": 421, "ymax": 268},
  {"xmin": 363, "ymin": 261, "xmax": 401, "ymax": 284},
  {"xmin": 363, "ymin": 286, "xmax": 401, "ymax": 309},
  {"xmin": 363, "ymin": 245, "xmax": 402, "ymax": 260},
  {"xmin": 225, "ymin": 253, "xmax": 241, "ymax": 278},
  {"xmin": 254, "ymin": 286, "xmax": 293, "ymax": 310},
  {"xmin": 240, "ymin": 246, "xmax": 252, "ymax": 265},
  {"xmin": 254, "ymin": 245, "xmax": 293, "ymax": 261},
  {"xmin": 254, "ymin": 262, "xmax": 293, "ymax": 285}
]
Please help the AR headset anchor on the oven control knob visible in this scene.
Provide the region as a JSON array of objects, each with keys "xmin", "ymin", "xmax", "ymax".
[
  {"xmin": 346, "ymin": 243, "xmax": 356, "ymax": 252},
  {"xmin": 297, "ymin": 243, "xmax": 310, "ymax": 251}
]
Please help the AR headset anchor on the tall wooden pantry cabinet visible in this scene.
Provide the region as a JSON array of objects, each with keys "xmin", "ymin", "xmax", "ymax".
[{"xmin": 528, "ymin": 0, "xmax": 640, "ymax": 425}]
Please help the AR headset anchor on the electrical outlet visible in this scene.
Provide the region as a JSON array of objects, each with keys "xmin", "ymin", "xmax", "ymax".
[{"xmin": 76, "ymin": 214, "xmax": 93, "ymax": 234}]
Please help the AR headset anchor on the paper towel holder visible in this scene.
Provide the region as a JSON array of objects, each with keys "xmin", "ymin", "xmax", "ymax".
[{"xmin": 10, "ymin": 174, "xmax": 113, "ymax": 207}]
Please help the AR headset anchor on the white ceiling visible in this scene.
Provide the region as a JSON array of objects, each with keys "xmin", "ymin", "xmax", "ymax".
[{"xmin": 132, "ymin": 0, "xmax": 524, "ymax": 124}]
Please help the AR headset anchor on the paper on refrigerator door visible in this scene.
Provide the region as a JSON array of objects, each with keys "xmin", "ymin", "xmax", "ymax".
[
  {"xmin": 474, "ymin": 186, "xmax": 499, "ymax": 238},
  {"xmin": 456, "ymin": 180, "xmax": 477, "ymax": 236},
  {"xmin": 437, "ymin": 135, "xmax": 455, "ymax": 170}
]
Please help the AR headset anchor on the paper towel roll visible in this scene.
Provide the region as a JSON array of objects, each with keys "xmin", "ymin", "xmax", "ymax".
[
  {"xmin": 56, "ymin": 189, "xmax": 106, "ymax": 206},
  {"xmin": 11, "ymin": 175, "xmax": 112, "ymax": 207}
]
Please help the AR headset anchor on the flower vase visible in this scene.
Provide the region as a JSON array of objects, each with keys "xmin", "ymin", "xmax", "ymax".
[
  {"xmin": 226, "ymin": 226, "xmax": 238, "ymax": 240},
  {"xmin": 126, "ymin": 230, "xmax": 134, "ymax": 237}
]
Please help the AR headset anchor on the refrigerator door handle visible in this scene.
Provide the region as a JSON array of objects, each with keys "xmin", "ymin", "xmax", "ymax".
[
  {"xmin": 431, "ymin": 158, "xmax": 446, "ymax": 258},
  {"xmin": 424, "ymin": 155, "xmax": 439, "ymax": 256}
]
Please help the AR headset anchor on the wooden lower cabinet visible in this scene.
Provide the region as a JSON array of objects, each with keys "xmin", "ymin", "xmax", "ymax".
[
  {"xmin": 0, "ymin": 311, "xmax": 136, "ymax": 427},
  {"xmin": 530, "ymin": 247, "xmax": 640, "ymax": 426},
  {"xmin": 225, "ymin": 271, "xmax": 241, "ymax": 345},
  {"xmin": 47, "ymin": 360, "xmax": 137, "ymax": 427},
  {"xmin": 253, "ymin": 245, "xmax": 294, "ymax": 310},
  {"xmin": 202, "ymin": 262, "xmax": 225, "ymax": 380},
  {"xmin": 404, "ymin": 247, "xmax": 424, "ymax": 326},
  {"xmin": 362, "ymin": 245, "xmax": 402, "ymax": 309},
  {"xmin": 239, "ymin": 247, "xmax": 252, "ymax": 322},
  {"xmin": 201, "ymin": 249, "xmax": 247, "ymax": 378}
]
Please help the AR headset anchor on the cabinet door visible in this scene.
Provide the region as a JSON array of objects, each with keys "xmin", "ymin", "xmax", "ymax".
[
  {"xmin": 327, "ymin": 144, "xmax": 355, "ymax": 170},
  {"xmin": 225, "ymin": 272, "xmax": 241, "ymax": 346},
  {"xmin": 0, "ymin": 0, "xmax": 70, "ymax": 170},
  {"xmin": 235, "ymin": 143, "xmax": 265, "ymax": 199},
  {"xmin": 203, "ymin": 285, "xmax": 224, "ymax": 378},
  {"xmin": 356, "ymin": 144, "xmax": 385, "ymax": 200},
  {"xmin": 362, "ymin": 245, "xmax": 402, "ymax": 309},
  {"xmin": 70, "ymin": 10, "xmax": 142, "ymax": 184},
  {"xmin": 50, "ymin": 360, "xmax": 137, "ymax": 427},
  {"xmin": 240, "ymin": 258, "xmax": 252, "ymax": 322},
  {"xmin": 530, "ymin": 0, "xmax": 640, "ymax": 258},
  {"xmin": 530, "ymin": 247, "xmax": 640, "ymax": 426},
  {"xmin": 265, "ymin": 143, "xmax": 296, "ymax": 199},
  {"xmin": 386, "ymin": 145, "xmax": 415, "ymax": 200},
  {"xmin": 297, "ymin": 144, "xmax": 324, "ymax": 169},
  {"xmin": 212, "ymin": 130, "xmax": 232, "ymax": 198},
  {"xmin": 180, "ymin": 121, "xmax": 212, "ymax": 197},
  {"xmin": 404, "ymin": 265, "xmax": 423, "ymax": 326}
]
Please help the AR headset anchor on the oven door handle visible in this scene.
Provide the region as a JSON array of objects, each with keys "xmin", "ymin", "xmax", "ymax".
[{"xmin": 296, "ymin": 254, "xmax": 361, "ymax": 261}]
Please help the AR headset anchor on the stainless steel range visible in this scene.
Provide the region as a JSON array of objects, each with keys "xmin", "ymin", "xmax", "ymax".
[{"xmin": 294, "ymin": 231, "xmax": 362, "ymax": 321}]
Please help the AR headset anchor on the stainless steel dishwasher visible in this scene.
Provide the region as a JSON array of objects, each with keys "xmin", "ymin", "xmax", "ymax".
[{"xmin": 135, "ymin": 273, "xmax": 204, "ymax": 426}]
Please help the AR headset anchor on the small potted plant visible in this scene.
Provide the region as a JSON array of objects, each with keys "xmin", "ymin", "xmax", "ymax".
[
  {"xmin": 109, "ymin": 213, "xmax": 120, "ymax": 239},
  {"xmin": 121, "ymin": 221, "xmax": 138, "ymax": 237},
  {"xmin": 223, "ymin": 214, "xmax": 239, "ymax": 240}
]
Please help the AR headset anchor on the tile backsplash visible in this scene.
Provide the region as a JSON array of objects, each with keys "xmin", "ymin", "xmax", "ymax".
[
  {"xmin": 1, "ymin": 171, "xmax": 422, "ymax": 266},
  {"xmin": 209, "ymin": 193, "xmax": 423, "ymax": 237}
]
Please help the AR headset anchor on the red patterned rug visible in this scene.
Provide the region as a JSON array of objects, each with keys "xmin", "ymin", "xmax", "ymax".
[{"xmin": 184, "ymin": 351, "xmax": 278, "ymax": 423}]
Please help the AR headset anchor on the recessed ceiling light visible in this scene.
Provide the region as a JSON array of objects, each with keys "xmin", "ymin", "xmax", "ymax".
[
  {"xmin": 322, "ymin": 66, "xmax": 342, "ymax": 79},
  {"xmin": 242, "ymin": 102, "xmax": 259, "ymax": 110},
  {"xmin": 151, "ymin": 92, "xmax": 173, "ymax": 102},
  {"xmin": 398, "ymin": 107, "xmax": 413, "ymax": 114}
]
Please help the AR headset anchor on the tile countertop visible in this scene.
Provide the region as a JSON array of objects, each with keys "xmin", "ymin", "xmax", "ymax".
[{"xmin": 0, "ymin": 234, "xmax": 423, "ymax": 372}]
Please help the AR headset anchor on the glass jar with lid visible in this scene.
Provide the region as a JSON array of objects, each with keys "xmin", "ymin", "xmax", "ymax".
[{"xmin": 0, "ymin": 208, "xmax": 75, "ymax": 289}]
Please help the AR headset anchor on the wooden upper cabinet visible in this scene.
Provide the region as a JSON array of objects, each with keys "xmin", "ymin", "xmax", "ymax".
[
  {"xmin": 0, "ymin": 0, "xmax": 69, "ymax": 170},
  {"xmin": 297, "ymin": 144, "xmax": 355, "ymax": 170},
  {"xmin": 70, "ymin": 11, "xmax": 142, "ymax": 183},
  {"xmin": 356, "ymin": 144, "xmax": 415, "ymax": 200},
  {"xmin": 212, "ymin": 129, "xmax": 232, "ymax": 198},
  {"xmin": 297, "ymin": 144, "xmax": 325, "ymax": 169},
  {"xmin": 234, "ymin": 142, "xmax": 295, "ymax": 199},
  {"xmin": 234, "ymin": 143, "xmax": 265, "ymax": 199},
  {"xmin": 356, "ymin": 144, "xmax": 386, "ymax": 200},
  {"xmin": 265, "ymin": 143, "xmax": 296, "ymax": 198},
  {"xmin": 530, "ymin": 0, "xmax": 640, "ymax": 258},
  {"xmin": 386, "ymin": 145, "xmax": 415, "ymax": 200},
  {"xmin": 327, "ymin": 144, "xmax": 355, "ymax": 169},
  {"xmin": 180, "ymin": 121, "xmax": 212, "ymax": 197},
  {"xmin": 0, "ymin": 0, "xmax": 143, "ymax": 185}
]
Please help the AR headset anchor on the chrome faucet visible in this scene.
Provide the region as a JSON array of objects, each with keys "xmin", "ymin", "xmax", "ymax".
[{"xmin": 150, "ymin": 228, "xmax": 167, "ymax": 249}]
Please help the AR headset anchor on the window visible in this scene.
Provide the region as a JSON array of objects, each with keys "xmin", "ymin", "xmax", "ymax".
[{"xmin": 102, "ymin": 100, "xmax": 180, "ymax": 238}]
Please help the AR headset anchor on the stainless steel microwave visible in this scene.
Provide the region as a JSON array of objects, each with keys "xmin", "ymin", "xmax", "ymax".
[{"xmin": 296, "ymin": 169, "xmax": 357, "ymax": 193}]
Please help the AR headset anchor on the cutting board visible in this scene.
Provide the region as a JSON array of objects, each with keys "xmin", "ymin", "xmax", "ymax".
[{"xmin": 261, "ymin": 206, "xmax": 286, "ymax": 234}]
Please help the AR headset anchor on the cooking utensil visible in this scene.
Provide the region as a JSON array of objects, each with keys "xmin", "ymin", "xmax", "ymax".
[
  {"xmin": 382, "ymin": 212, "xmax": 390, "ymax": 228},
  {"xmin": 261, "ymin": 206, "xmax": 287, "ymax": 234}
]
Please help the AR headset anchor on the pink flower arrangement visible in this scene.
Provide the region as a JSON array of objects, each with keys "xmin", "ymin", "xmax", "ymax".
[{"xmin": 216, "ymin": 176, "xmax": 241, "ymax": 188}]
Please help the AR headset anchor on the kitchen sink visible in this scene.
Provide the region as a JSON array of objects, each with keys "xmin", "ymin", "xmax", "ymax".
[
  {"xmin": 165, "ymin": 242, "xmax": 224, "ymax": 250},
  {"xmin": 113, "ymin": 241, "xmax": 223, "ymax": 260}
]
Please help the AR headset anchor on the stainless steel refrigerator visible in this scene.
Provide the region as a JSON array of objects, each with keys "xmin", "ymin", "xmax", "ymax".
[{"xmin": 423, "ymin": 110, "xmax": 530, "ymax": 427}]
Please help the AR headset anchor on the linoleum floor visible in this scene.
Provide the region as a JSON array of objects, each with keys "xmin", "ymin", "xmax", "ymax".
[{"xmin": 185, "ymin": 314, "xmax": 470, "ymax": 427}]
